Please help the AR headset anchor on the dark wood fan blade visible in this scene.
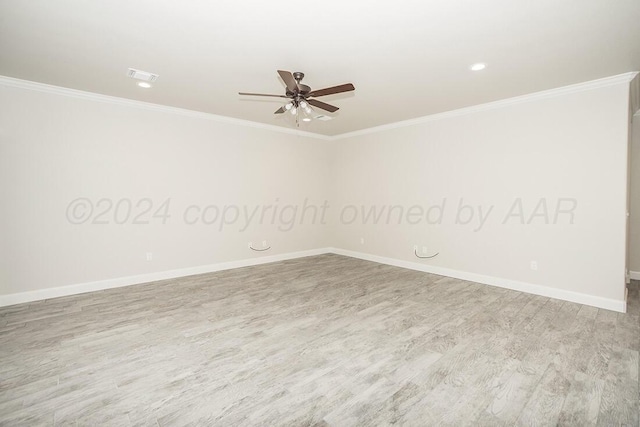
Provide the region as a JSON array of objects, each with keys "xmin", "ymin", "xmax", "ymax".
[
  {"xmin": 239, "ymin": 92, "xmax": 288, "ymax": 98},
  {"xmin": 274, "ymin": 106, "xmax": 285, "ymax": 114},
  {"xmin": 308, "ymin": 98, "xmax": 339, "ymax": 113},
  {"xmin": 277, "ymin": 70, "xmax": 299, "ymax": 93},
  {"xmin": 309, "ymin": 83, "xmax": 355, "ymax": 98}
]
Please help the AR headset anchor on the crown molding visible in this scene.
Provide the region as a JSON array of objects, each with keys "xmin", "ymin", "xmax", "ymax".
[
  {"xmin": 0, "ymin": 75, "xmax": 332, "ymax": 141},
  {"xmin": 1, "ymin": 72, "xmax": 637, "ymax": 141},
  {"xmin": 333, "ymin": 72, "xmax": 639, "ymax": 140},
  {"xmin": 630, "ymin": 72, "xmax": 640, "ymax": 117}
]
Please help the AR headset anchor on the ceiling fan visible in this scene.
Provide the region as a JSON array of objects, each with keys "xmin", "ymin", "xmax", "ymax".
[{"xmin": 239, "ymin": 70, "xmax": 355, "ymax": 120}]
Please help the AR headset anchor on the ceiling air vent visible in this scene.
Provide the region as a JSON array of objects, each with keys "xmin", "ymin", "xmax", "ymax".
[{"xmin": 127, "ymin": 68, "xmax": 159, "ymax": 82}]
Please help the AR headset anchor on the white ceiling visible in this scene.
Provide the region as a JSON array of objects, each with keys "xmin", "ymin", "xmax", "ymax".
[{"xmin": 1, "ymin": 0, "xmax": 639, "ymax": 136}]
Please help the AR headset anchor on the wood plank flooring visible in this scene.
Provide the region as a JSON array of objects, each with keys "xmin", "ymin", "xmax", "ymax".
[{"xmin": 1, "ymin": 254, "xmax": 638, "ymax": 426}]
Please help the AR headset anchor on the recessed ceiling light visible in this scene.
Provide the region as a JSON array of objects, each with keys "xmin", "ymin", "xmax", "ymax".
[
  {"xmin": 137, "ymin": 82, "xmax": 152, "ymax": 88},
  {"xmin": 302, "ymin": 118, "xmax": 312, "ymax": 122},
  {"xmin": 470, "ymin": 63, "xmax": 486, "ymax": 71}
]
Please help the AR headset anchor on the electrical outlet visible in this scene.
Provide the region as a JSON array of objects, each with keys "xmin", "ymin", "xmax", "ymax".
[
  {"xmin": 146, "ymin": 252, "xmax": 153, "ymax": 261},
  {"xmin": 360, "ymin": 238, "xmax": 365, "ymax": 244},
  {"xmin": 422, "ymin": 246, "xmax": 428, "ymax": 254},
  {"xmin": 262, "ymin": 240, "xmax": 267, "ymax": 247},
  {"xmin": 530, "ymin": 260, "xmax": 538, "ymax": 270},
  {"xmin": 248, "ymin": 242, "xmax": 252, "ymax": 249},
  {"xmin": 413, "ymin": 245, "xmax": 418, "ymax": 251}
]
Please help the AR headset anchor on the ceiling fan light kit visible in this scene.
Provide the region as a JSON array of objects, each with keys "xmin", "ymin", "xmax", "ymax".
[{"xmin": 239, "ymin": 70, "xmax": 355, "ymax": 127}]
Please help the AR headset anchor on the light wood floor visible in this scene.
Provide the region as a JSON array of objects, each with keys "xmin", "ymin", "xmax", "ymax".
[{"xmin": 1, "ymin": 254, "xmax": 638, "ymax": 426}]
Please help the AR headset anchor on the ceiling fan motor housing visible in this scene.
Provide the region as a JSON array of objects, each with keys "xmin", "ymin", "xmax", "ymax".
[
  {"xmin": 239, "ymin": 70, "xmax": 355, "ymax": 115},
  {"xmin": 284, "ymin": 72, "xmax": 310, "ymax": 97}
]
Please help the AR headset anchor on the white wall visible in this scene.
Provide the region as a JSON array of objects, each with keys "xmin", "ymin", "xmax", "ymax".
[
  {"xmin": 331, "ymin": 82, "xmax": 630, "ymax": 304},
  {"xmin": 0, "ymin": 83, "xmax": 332, "ymax": 296},
  {"xmin": 0, "ymin": 76, "xmax": 633, "ymax": 310},
  {"xmin": 630, "ymin": 116, "xmax": 640, "ymax": 276}
]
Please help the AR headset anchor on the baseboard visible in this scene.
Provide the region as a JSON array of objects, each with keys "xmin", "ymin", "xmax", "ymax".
[
  {"xmin": 0, "ymin": 247, "xmax": 627, "ymax": 313},
  {"xmin": 329, "ymin": 248, "xmax": 627, "ymax": 313},
  {"xmin": 630, "ymin": 271, "xmax": 640, "ymax": 281},
  {"xmin": 0, "ymin": 248, "xmax": 332, "ymax": 307}
]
